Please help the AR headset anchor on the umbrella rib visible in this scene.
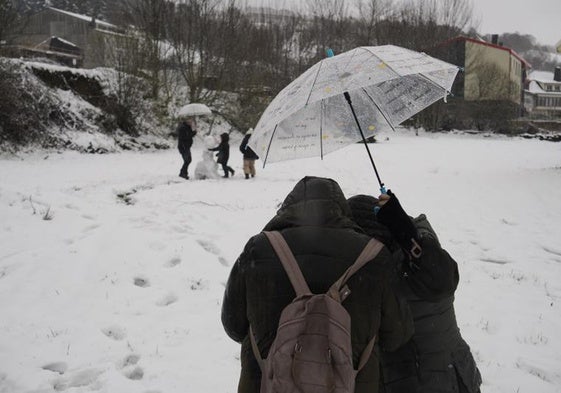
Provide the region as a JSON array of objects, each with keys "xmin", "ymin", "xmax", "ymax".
[
  {"xmin": 304, "ymin": 60, "xmax": 324, "ymax": 106},
  {"xmin": 362, "ymin": 46, "xmax": 402, "ymax": 76},
  {"xmin": 361, "ymin": 88, "xmax": 396, "ymax": 131},
  {"xmin": 263, "ymin": 124, "xmax": 278, "ymax": 168},
  {"xmin": 344, "ymin": 48, "xmax": 360, "ymax": 70}
]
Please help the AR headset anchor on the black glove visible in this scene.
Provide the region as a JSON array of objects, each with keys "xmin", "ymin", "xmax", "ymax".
[{"xmin": 376, "ymin": 190, "xmax": 422, "ymax": 258}]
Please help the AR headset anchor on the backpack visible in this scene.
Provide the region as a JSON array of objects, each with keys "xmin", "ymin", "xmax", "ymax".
[{"xmin": 249, "ymin": 231, "xmax": 384, "ymax": 393}]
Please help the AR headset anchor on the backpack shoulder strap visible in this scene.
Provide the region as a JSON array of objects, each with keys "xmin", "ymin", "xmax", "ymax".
[
  {"xmin": 263, "ymin": 231, "xmax": 312, "ymax": 297},
  {"xmin": 328, "ymin": 238, "xmax": 384, "ymax": 300},
  {"xmin": 328, "ymin": 238, "xmax": 384, "ymax": 372},
  {"xmin": 249, "ymin": 231, "xmax": 311, "ymax": 369}
]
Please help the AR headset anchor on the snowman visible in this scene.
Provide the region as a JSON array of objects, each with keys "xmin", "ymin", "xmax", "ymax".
[{"xmin": 194, "ymin": 135, "xmax": 220, "ymax": 180}]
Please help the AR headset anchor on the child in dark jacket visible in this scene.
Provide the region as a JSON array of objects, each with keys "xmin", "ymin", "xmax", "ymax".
[{"xmin": 209, "ymin": 132, "xmax": 235, "ymax": 178}]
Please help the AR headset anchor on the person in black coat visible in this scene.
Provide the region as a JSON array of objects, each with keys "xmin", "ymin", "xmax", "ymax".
[
  {"xmin": 209, "ymin": 132, "xmax": 235, "ymax": 178},
  {"xmin": 239, "ymin": 128, "xmax": 259, "ymax": 179},
  {"xmin": 347, "ymin": 192, "xmax": 482, "ymax": 393},
  {"xmin": 177, "ymin": 117, "xmax": 197, "ymax": 179},
  {"xmin": 222, "ymin": 176, "xmax": 413, "ymax": 393}
]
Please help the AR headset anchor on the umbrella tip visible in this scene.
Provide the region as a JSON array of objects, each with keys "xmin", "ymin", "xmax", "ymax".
[{"xmin": 326, "ymin": 48, "xmax": 334, "ymax": 57}]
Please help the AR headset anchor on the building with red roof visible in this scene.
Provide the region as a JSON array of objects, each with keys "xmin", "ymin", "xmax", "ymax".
[{"xmin": 427, "ymin": 35, "xmax": 531, "ymax": 109}]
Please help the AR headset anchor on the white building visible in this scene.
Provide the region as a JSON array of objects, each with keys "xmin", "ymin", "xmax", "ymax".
[{"xmin": 524, "ymin": 68, "xmax": 561, "ymax": 118}]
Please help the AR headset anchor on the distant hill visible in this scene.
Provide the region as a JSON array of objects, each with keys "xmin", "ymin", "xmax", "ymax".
[{"xmin": 490, "ymin": 32, "xmax": 560, "ymax": 71}]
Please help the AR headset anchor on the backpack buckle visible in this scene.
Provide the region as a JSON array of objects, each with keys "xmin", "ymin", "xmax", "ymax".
[
  {"xmin": 339, "ymin": 285, "xmax": 351, "ymax": 301},
  {"xmin": 409, "ymin": 238, "xmax": 422, "ymax": 259}
]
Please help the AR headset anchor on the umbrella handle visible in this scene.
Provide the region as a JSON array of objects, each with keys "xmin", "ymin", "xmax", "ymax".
[
  {"xmin": 373, "ymin": 186, "xmax": 388, "ymax": 215},
  {"xmin": 343, "ymin": 91, "xmax": 385, "ymax": 190}
]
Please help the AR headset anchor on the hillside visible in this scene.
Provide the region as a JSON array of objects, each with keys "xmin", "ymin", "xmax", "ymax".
[{"xmin": 0, "ymin": 58, "xmax": 173, "ymax": 153}]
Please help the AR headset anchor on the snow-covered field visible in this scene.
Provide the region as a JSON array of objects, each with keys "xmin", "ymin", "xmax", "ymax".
[{"xmin": 1, "ymin": 130, "xmax": 561, "ymax": 393}]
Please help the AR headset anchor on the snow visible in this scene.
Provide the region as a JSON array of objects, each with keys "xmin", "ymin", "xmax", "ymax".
[
  {"xmin": 51, "ymin": 36, "xmax": 80, "ymax": 48},
  {"xmin": 48, "ymin": 7, "xmax": 118, "ymax": 30},
  {"xmin": 528, "ymin": 70, "xmax": 560, "ymax": 84},
  {"xmin": 528, "ymin": 80, "xmax": 545, "ymax": 93},
  {"xmin": 1, "ymin": 129, "xmax": 561, "ymax": 393}
]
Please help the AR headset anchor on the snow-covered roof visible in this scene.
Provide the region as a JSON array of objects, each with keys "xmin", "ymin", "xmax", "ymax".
[
  {"xmin": 527, "ymin": 80, "xmax": 544, "ymax": 93},
  {"xmin": 528, "ymin": 70, "xmax": 561, "ymax": 84},
  {"xmin": 526, "ymin": 77, "xmax": 561, "ymax": 96},
  {"xmin": 47, "ymin": 7, "xmax": 117, "ymax": 30},
  {"xmin": 50, "ymin": 36, "xmax": 79, "ymax": 48}
]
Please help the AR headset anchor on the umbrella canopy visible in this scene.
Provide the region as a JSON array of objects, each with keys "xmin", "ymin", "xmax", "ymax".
[
  {"xmin": 249, "ymin": 45, "xmax": 459, "ymax": 167},
  {"xmin": 177, "ymin": 103, "xmax": 212, "ymax": 117}
]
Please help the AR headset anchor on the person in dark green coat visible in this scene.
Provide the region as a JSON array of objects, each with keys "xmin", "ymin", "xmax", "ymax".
[
  {"xmin": 222, "ymin": 176, "xmax": 413, "ymax": 393},
  {"xmin": 347, "ymin": 192, "xmax": 482, "ymax": 393}
]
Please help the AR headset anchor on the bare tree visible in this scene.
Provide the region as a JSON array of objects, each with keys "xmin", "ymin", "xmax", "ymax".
[
  {"xmin": 366, "ymin": 0, "xmax": 475, "ymax": 50},
  {"xmin": 354, "ymin": 0, "xmax": 394, "ymax": 46},
  {"xmin": 303, "ymin": 0, "xmax": 351, "ymax": 58},
  {"xmin": 117, "ymin": 0, "xmax": 174, "ymax": 99},
  {"xmin": 167, "ymin": 0, "xmax": 224, "ymax": 104},
  {"xmin": 0, "ymin": 0, "xmax": 33, "ymax": 42}
]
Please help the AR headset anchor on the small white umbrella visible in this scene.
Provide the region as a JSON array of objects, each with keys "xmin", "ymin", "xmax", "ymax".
[{"xmin": 177, "ymin": 103, "xmax": 212, "ymax": 117}]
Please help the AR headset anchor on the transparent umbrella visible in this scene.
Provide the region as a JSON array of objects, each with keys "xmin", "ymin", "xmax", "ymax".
[{"xmin": 249, "ymin": 45, "xmax": 459, "ymax": 190}]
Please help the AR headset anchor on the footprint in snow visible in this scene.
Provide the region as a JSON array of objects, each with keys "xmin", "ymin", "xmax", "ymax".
[
  {"xmin": 53, "ymin": 368, "xmax": 104, "ymax": 391},
  {"xmin": 124, "ymin": 366, "xmax": 144, "ymax": 380},
  {"xmin": 122, "ymin": 354, "xmax": 140, "ymax": 367},
  {"xmin": 197, "ymin": 239, "xmax": 220, "ymax": 255},
  {"xmin": 197, "ymin": 239, "xmax": 229, "ymax": 266},
  {"xmin": 133, "ymin": 276, "xmax": 150, "ymax": 288},
  {"xmin": 83, "ymin": 223, "xmax": 100, "ymax": 232},
  {"xmin": 480, "ymin": 257, "xmax": 510, "ymax": 265},
  {"xmin": 189, "ymin": 278, "xmax": 209, "ymax": 290},
  {"xmin": 101, "ymin": 325, "xmax": 126, "ymax": 341},
  {"xmin": 156, "ymin": 293, "xmax": 178, "ymax": 307},
  {"xmin": 42, "ymin": 361, "xmax": 68, "ymax": 374},
  {"xmin": 543, "ymin": 246, "xmax": 561, "ymax": 257},
  {"xmin": 119, "ymin": 354, "xmax": 144, "ymax": 380},
  {"xmin": 165, "ymin": 257, "xmax": 181, "ymax": 268}
]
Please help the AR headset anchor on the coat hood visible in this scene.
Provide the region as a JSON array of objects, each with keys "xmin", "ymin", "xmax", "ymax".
[
  {"xmin": 347, "ymin": 194, "xmax": 397, "ymax": 250},
  {"xmin": 263, "ymin": 176, "xmax": 360, "ymax": 231}
]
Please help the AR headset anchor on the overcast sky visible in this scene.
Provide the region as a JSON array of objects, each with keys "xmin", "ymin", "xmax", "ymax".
[
  {"xmin": 244, "ymin": 0, "xmax": 560, "ymax": 47},
  {"xmin": 472, "ymin": 0, "xmax": 560, "ymax": 46}
]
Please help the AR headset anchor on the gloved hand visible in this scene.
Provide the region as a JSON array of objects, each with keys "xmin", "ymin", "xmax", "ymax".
[{"xmin": 376, "ymin": 190, "xmax": 422, "ymax": 258}]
